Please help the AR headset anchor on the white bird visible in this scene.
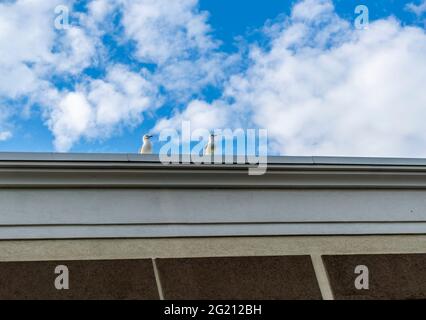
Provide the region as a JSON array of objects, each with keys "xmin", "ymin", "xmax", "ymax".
[
  {"xmin": 140, "ymin": 134, "xmax": 153, "ymax": 154},
  {"xmin": 204, "ymin": 134, "xmax": 216, "ymax": 156}
]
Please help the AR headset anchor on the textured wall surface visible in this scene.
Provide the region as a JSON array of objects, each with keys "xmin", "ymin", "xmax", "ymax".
[
  {"xmin": 156, "ymin": 256, "xmax": 322, "ymax": 300},
  {"xmin": 323, "ymin": 254, "xmax": 426, "ymax": 300},
  {"xmin": 0, "ymin": 252, "xmax": 425, "ymax": 300},
  {"xmin": 0, "ymin": 260, "xmax": 159, "ymax": 300}
]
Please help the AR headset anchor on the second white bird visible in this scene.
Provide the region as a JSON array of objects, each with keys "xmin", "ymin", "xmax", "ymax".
[
  {"xmin": 140, "ymin": 135, "xmax": 153, "ymax": 154},
  {"xmin": 204, "ymin": 134, "xmax": 216, "ymax": 156}
]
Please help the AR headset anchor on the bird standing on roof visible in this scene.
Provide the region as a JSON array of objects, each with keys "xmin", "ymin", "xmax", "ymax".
[
  {"xmin": 140, "ymin": 134, "xmax": 153, "ymax": 154},
  {"xmin": 204, "ymin": 134, "xmax": 216, "ymax": 156}
]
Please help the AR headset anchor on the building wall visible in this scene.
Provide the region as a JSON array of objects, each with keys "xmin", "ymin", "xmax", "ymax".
[
  {"xmin": 2, "ymin": 188, "xmax": 426, "ymax": 239},
  {"xmin": 1, "ymin": 235, "xmax": 426, "ymax": 300},
  {"xmin": 2, "ymin": 154, "xmax": 426, "ymax": 299}
]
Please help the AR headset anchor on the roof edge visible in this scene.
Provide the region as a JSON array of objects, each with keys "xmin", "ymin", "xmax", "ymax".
[{"xmin": 1, "ymin": 152, "xmax": 426, "ymax": 167}]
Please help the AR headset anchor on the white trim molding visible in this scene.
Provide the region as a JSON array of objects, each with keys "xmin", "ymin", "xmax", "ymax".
[{"xmin": 1, "ymin": 153, "xmax": 426, "ymax": 239}]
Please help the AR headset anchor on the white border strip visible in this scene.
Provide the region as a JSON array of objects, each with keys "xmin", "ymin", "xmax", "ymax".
[
  {"xmin": 311, "ymin": 254, "xmax": 334, "ymax": 300},
  {"xmin": 1, "ymin": 222, "xmax": 426, "ymax": 240},
  {"xmin": 1, "ymin": 235, "xmax": 425, "ymax": 262},
  {"xmin": 152, "ymin": 259, "xmax": 165, "ymax": 300}
]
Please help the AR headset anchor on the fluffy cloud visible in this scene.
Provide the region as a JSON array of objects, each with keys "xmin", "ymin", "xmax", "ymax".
[
  {"xmin": 0, "ymin": 131, "xmax": 12, "ymax": 142},
  {"xmin": 48, "ymin": 92, "xmax": 92, "ymax": 151},
  {"xmin": 0, "ymin": 0, "xmax": 59, "ymax": 98},
  {"xmin": 0, "ymin": 0, "xmax": 227, "ymax": 151},
  {"xmin": 407, "ymin": 0, "xmax": 426, "ymax": 16},
  {"xmin": 2, "ymin": 0, "xmax": 426, "ymax": 157},
  {"xmin": 0, "ymin": 102, "xmax": 12, "ymax": 142},
  {"xmin": 159, "ymin": 0, "xmax": 426, "ymax": 157},
  {"xmin": 87, "ymin": 0, "xmax": 115, "ymax": 22},
  {"xmin": 0, "ymin": 0, "xmax": 98, "ymax": 92},
  {"xmin": 48, "ymin": 65, "xmax": 158, "ymax": 151},
  {"xmin": 47, "ymin": 0, "xmax": 232, "ymax": 150},
  {"xmin": 120, "ymin": 0, "xmax": 216, "ymax": 64},
  {"xmin": 0, "ymin": 0, "xmax": 99, "ymax": 144},
  {"xmin": 120, "ymin": 0, "xmax": 233, "ymax": 101},
  {"xmin": 154, "ymin": 100, "xmax": 230, "ymax": 134}
]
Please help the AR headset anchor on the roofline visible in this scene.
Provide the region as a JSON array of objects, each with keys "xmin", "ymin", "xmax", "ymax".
[
  {"xmin": 1, "ymin": 152, "xmax": 426, "ymax": 189},
  {"xmin": 1, "ymin": 152, "xmax": 426, "ymax": 167},
  {"xmin": 2, "ymin": 152, "xmax": 426, "ymax": 239}
]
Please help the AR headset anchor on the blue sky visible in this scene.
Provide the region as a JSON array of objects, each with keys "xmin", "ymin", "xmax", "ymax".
[{"xmin": 0, "ymin": 0, "xmax": 426, "ymax": 156}]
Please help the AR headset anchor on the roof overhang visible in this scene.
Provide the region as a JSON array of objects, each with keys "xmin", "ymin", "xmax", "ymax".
[
  {"xmin": 2, "ymin": 153, "xmax": 426, "ymax": 189},
  {"xmin": 1, "ymin": 152, "xmax": 426, "ymax": 239}
]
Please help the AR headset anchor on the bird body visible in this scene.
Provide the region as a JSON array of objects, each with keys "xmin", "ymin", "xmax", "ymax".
[
  {"xmin": 204, "ymin": 134, "xmax": 216, "ymax": 156},
  {"xmin": 140, "ymin": 135, "xmax": 153, "ymax": 154}
]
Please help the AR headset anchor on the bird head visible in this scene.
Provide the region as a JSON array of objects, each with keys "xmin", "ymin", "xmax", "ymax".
[{"xmin": 143, "ymin": 134, "xmax": 153, "ymax": 141}]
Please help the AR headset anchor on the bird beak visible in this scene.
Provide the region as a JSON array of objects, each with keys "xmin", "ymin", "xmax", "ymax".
[{"xmin": 148, "ymin": 135, "xmax": 153, "ymax": 138}]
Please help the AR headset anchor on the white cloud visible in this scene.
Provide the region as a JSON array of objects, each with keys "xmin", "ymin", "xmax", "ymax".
[
  {"xmin": 0, "ymin": 102, "xmax": 12, "ymax": 142},
  {"xmin": 291, "ymin": 0, "xmax": 334, "ymax": 21},
  {"xmin": 53, "ymin": 26, "xmax": 98, "ymax": 75},
  {"xmin": 158, "ymin": 0, "xmax": 426, "ymax": 157},
  {"xmin": 46, "ymin": 0, "xmax": 233, "ymax": 151},
  {"xmin": 154, "ymin": 99, "xmax": 230, "ymax": 134},
  {"xmin": 88, "ymin": 0, "xmax": 114, "ymax": 22},
  {"xmin": 88, "ymin": 65, "xmax": 158, "ymax": 129},
  {"xmin": 0, "ymin": 0, "xmax": 59, "ymax": 98},
  {"xmin": 0, "ymin": 0, "xmax": 228, "ymax": 151},
  {"xmin": 2, "ymin": 0, "xmax": 426, "ymax": 157},
  {"xmin": 0, "ymin": 0, "xmax": 64, "ymax": 138},
  {"xmin": 48, "ymin": 92, "xmax": 92, "ymax": 151},
  {"xmin": 120, "ymin": 0, "xmax": 216, "ymax": 64},
  {"xmin": 407, "ymin": 0, "xmax": 426, "ymax": 16},
  {"xmin": 0, "ymin": 0, "xmax": 98, "ymax": 90},
  {"xmin": 48, "ymin": 65, "xmax": 159, "ymax": 151},
  {"xmin": 0, "ymin": 131, "xmax": 12, "ymax": 142},
  {"xmin": 0, "ymin": 0, "xmax": 100, "ymax": 140},
  {"xmin": 120, "ymin": 0, "xmax": 232, "ymax": 101}
]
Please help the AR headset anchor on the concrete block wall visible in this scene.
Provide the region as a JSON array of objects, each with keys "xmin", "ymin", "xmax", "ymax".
[{"xmin": 0, "ymin": 236, "xmax": 425, "ymax": 300}]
